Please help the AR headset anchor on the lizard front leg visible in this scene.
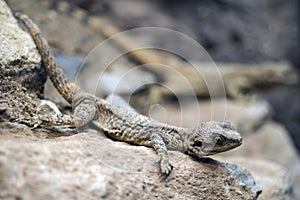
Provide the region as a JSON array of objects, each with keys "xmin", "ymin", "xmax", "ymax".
[{"xmin": 151, "ymin": 133, "xmax": 173, "ymax": 175}]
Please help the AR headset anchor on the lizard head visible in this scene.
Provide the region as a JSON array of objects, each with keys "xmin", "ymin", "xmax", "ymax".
[{"xmin": 183, "ymin": 121, "xmax": 242, "ymax": 158}]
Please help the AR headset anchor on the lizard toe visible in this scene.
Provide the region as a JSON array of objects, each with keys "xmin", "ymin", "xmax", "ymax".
[
  {"xmin": 160, "ymin": 159, "xmax": 173, "ymax": 175},
  {"xmin": 159, "ymin": 164, "xmax": 174, "ymax": 181}
]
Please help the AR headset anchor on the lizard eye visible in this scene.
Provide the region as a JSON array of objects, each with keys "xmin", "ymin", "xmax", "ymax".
[{"xmin": 214, "ymin": 135, "xmax": 226, "ymax": 145}]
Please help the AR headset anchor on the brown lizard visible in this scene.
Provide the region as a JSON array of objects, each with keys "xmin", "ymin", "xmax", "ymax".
[{"xmin": 14, "ymin": 12, "xmax": 242, "ymax": 176}]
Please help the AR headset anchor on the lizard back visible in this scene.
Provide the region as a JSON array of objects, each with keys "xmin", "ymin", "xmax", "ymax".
[{"xmin": 94, "ymin": 99, "xmax": 181, "ymax": 146}]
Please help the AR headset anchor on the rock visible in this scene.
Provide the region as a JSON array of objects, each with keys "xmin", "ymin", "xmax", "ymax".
[
  {"xmin": 0, "ymin": 0, "xmax": 50, "ymax": 120},
  {"xmin": 218, "ymin": 157, "xmax": 296, "ymax": 200},
  {"xmin": 222, "ymin": 121, "xmax": 300, "ymax": 199},
  {"xmin": 218, "ymin": 160, "xmax": 262, "ymax": 197},
  {"xmin": 0, "ymin": 0, "xmax": 39, "ymax": 66},
  {"xmin": 0, "ymin": 124, "xmax": 260, "ymax": 199},
  {"xmin": 0, "ymin": 0, "xmax": 45, "ymax": 97}
]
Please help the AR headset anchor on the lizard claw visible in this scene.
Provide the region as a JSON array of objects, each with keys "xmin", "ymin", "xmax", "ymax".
[
  {"xmin": 159, "ymin": 164, "xmax": 174, "ymax": 182},
  {"xmin": 159, "ymin": 157, "xmax": 173, "ymax": 179}
]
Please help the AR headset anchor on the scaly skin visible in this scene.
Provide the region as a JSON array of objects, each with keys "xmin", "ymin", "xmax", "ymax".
[{"xmin": 14, "ymin": 12, "xmax": 242, "ymax": 176}]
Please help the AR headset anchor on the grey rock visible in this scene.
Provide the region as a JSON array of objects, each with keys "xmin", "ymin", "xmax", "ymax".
[
  {"xmin": 0, "ymin": 0, "xmax": 45, "ymax": 97},
  {"xmin": 220, "ymin": 161, "xmax": 262, "ymax": 196},
  {"xmin": 222, "ymin": 121, "xmax": 300, "ymax": 199},
  {"xmin": 221, "ymin": 157, "xmax": 296, "ymax": 200},
  {"xmin": 0, "ymin": 0, "xmax": 40, "ymax": 65},
  {"xmin": 0, "ymin": 0, "xmax": 48, "ymax": 121}
]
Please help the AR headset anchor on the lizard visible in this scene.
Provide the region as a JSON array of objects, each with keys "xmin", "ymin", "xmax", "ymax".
[{"xmin": 14, "ymin": 12, "xmax": 242, "ymax": 176}]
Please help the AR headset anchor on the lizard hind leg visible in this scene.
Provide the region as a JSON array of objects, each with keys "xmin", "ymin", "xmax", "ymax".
[
  {"xmin": 72, "ymin": 94, "xmax": 98, "ymax": 127},
  {"xmin": 17, "ymin": 95, "xmax": 97, "ymax": 129}
]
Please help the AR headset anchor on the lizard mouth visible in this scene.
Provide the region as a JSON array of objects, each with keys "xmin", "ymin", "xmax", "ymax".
[{"xmin": 207, "ymin": 140, "xmax": 242, "ymax": 155}]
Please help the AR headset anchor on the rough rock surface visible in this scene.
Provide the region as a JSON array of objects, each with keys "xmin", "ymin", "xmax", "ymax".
[
  {"xmin": 223, "ymin": 121, "xmax": 300, "ymax": 199},
  {"xmin": 0, "ymin": 0, "xmax": 40, "ymax": 66},
  {"xmin": 0, "ymin": 123, "xmax": 260, "ymax": 200},
  {"xmin": 0, "ymin": 0, "xmax": 45, "ymax": 97},
  {"xmin": 220, "ymin": 157, "xmax": 296, "ymax": 200},
  {"xmin": 0, "ymin": 0, "xmax": 49, "ymax": 121}
]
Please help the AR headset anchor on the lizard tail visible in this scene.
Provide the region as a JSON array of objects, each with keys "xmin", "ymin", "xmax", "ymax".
[{"xmin": 14, "ymin": 12, "xmax": 78, "ymax": 104}]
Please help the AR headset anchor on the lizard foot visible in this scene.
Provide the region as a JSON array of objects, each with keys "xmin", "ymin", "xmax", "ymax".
[
  {"xmin": 159, "ymin": 162, "xmax": 174, "ymax": 181},
  {"xmin": 159, "ymin": 157, "xmax": 173, "ymax": 177}
]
